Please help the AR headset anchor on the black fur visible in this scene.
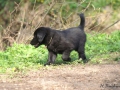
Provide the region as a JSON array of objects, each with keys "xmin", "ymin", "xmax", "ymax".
[{"xmin": 30, "ymin": 13, "xmax": 87, "ymax": 66}]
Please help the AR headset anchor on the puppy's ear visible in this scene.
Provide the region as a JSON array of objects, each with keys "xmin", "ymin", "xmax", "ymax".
[{"xmin": 37, "ymin": 30, "xmax": 46, "ymax": 43}]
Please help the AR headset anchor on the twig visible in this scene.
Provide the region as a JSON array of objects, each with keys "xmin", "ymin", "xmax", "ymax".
[
  {"xmin": 101, "ymin": 19, "xmax": 120, "ymax": 31},
  {"xmin": 32, "ymin": 0, "xmax": 37, "ymax": 11},
  {"xmin": 82, "ymin": 0, "xmax": 91, "ymax": 13},
  {"xmin": 16, "ymin": 8, "xmax": 26, "ymax": 42},
  {"xmin": 35, "ymin": 3, "xmax": 56, "ymax": 29}
]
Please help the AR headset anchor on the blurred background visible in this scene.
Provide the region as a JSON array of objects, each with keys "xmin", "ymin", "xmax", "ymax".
[{"xmin": 0, "ymin": 0, "xmax": 120, "ymax": 50}]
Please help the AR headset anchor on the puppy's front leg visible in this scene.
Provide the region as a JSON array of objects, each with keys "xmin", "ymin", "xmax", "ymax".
[
  {"xmin": 44, "ymin": 51, "xmax": 57, "ymax": 66},
  {"xmin": 62, "ymin": 50, "xmax": 71, "ymax": 61}
]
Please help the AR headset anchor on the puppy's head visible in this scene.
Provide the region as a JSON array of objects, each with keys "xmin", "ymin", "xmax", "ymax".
[{"xmin": 30, "ymin": 27, "xmax": 47, "ymax": 48}]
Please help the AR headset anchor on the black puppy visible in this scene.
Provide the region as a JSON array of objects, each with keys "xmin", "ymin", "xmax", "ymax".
[{"xmin": 30, "ymin": 13, "xmax": 87, "ymax": 66}]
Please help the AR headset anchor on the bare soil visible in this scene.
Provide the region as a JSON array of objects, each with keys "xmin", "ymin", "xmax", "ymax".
[{"xmin": 0, "ymin": 64, "xmax": 120, "ymax": 90}]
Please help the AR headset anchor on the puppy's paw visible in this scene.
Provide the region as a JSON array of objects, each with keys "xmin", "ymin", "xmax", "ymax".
[
  {"xmin": 82, "ymin": 59, "xmax": 88, "ymax": 63},
  {"xmin": 44, "ymin": 63, "xmax": 50, "ymax": 66},
  {"xmin": 63, "ymin": 57, "xmax": 71, "ymax": 62}
]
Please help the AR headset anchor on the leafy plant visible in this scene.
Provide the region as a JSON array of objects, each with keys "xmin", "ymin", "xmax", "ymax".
[
  {"xmin": 92, "ymin": 0, "xmax": 110, "ymax": 8},
  {"xmin": 86, "ymin": 30, "xmax": 120, "ymax": 63},
  {"xmin": 0, "ymin": 44, "xmax": 48, "ymax": 73}
]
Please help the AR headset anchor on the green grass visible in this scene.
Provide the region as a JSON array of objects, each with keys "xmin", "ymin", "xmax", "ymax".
[{"xmin": 0, "ymin": 30, "xmax": 120, "ymax": 73}]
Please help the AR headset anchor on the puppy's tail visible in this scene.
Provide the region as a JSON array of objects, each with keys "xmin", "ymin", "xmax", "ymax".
[{"xmin": 78, "ymin": 13, "xmax": 85, "ymax": 30}]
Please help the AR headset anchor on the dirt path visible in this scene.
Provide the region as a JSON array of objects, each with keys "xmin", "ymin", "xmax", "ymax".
[{"xmin": 0, "ymin": 64, "xmax": 120, "ymax": 90}]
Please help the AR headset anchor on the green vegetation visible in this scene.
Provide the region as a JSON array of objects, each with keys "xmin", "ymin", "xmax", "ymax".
[
  {"xmin": 0, "ymin": 0, "xmax": 119, "ymax": 10},
  {"xmin": 86, "ymin": 30, "xmax": 120, "ymax": 63},
  {"xmin": 0, "ymin": 30, "xmax": 120, "ymax": 73}
]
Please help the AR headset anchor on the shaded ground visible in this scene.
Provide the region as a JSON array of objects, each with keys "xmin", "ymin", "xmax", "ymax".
[{"xmin": 0, "ymin": 64, "xmax": 120, "ymax": 90}]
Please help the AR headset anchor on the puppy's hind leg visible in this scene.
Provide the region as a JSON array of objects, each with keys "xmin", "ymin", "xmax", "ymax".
[
  {"xmin": 44, "ymin": 51, "xmax": 57, "ymax": 66},
  {"xmin": 78, "ymin": 45, "xmax": 87, "ymax": 63},
  {"xmin": 62, "ymin": 50, "xmax": 71, "ymax": 62}
]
